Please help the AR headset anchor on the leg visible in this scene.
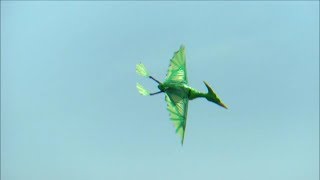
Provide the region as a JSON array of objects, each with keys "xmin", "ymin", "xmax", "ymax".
[
  {"xmin": 149, "ymin": 76, "xmax": 161, "ymax": 84},
  {"xmin": 150, "ymin": 91, "xmax": 163, "ymax": 96}
]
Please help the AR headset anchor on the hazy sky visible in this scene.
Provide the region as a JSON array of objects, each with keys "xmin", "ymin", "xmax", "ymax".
[{"xmin": 1, "ymin": 1, "xmax": 319, "ymax": 180}]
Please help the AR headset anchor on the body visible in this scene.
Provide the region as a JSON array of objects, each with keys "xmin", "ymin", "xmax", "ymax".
[
  {"xmin": 158, "ymin": 81, "xmax": 227, "ymax": 108},
  {"xmin": 158, "ymin": 82, "xmax": 203, "ymax": 100},
  {"xmin": 136, "ymin": 45, "xmax": 227, "ymax": 145}
]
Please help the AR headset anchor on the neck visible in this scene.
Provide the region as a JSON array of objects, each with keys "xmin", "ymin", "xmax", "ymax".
[{"xmin": 188, "ymin": 88, "xmax": 208, "ymax": 100}]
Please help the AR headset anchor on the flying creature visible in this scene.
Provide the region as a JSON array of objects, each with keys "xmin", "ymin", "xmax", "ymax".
[{"xmin": 136, "ymin": 45, "xmax": 227, "ymax": 145}]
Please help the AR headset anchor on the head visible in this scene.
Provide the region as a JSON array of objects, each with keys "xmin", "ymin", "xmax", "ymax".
[{"xmin": 203, "ymin": 81, "xmax": 228, "ymax": 109}]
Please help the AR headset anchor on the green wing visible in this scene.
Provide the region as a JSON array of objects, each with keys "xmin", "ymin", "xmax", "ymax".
[
  {"xmin": 164, "ymin": 45, "xmax": 188, "ymax": 84},
  {"xmin": 165, "ymin": 88, "xmax": 189, "ymax": 145}
]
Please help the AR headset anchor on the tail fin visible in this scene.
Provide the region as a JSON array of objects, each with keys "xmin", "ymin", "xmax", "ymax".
[
  {"xmin": 136, "ymin": 63, "xmax": 149, "ymax": 77},
  {"xmin": 136, "ymin": 83, "xmax": 150, "ymax": 96}
]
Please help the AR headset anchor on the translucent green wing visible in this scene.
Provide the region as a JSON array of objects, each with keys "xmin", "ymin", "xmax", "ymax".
[
  {"xmin": 164, "ymin": 45, "xmax": 188, "ymax": 84},
  {"xmin": 165, "ymin": 88, "xmax": 189, "ymax": 145}
]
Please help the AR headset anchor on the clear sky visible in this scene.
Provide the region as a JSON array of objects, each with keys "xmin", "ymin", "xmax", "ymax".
[{"xmin": 1, "ymin": 1, "xmax": 319, "ymax": 180}]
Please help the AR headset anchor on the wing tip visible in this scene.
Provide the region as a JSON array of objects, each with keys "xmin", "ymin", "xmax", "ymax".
[{"xmin": 181, "ymin": 137, "xmax": 185, "ymax": 146}]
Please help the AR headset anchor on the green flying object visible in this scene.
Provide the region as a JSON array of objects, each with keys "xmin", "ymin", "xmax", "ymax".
[{"xmin": 136, "ymin": 45, "xmax": 227, "ymax": 145}]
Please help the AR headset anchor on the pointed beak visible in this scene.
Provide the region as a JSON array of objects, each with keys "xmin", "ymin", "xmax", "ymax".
[{"xmin": 219, "ymin": 102, "xmax": 228, "ymax": 109}]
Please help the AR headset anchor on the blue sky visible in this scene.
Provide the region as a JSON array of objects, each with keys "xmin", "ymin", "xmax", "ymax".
[{"xmin": 1, "ymin": 1, "xmax": 319, "ymax": 180}]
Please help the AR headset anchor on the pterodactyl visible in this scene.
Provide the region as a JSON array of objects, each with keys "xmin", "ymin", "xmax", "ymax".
[{"xmin": 136, "ymin": 45, "xmax": 227, "ymax": 145}]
